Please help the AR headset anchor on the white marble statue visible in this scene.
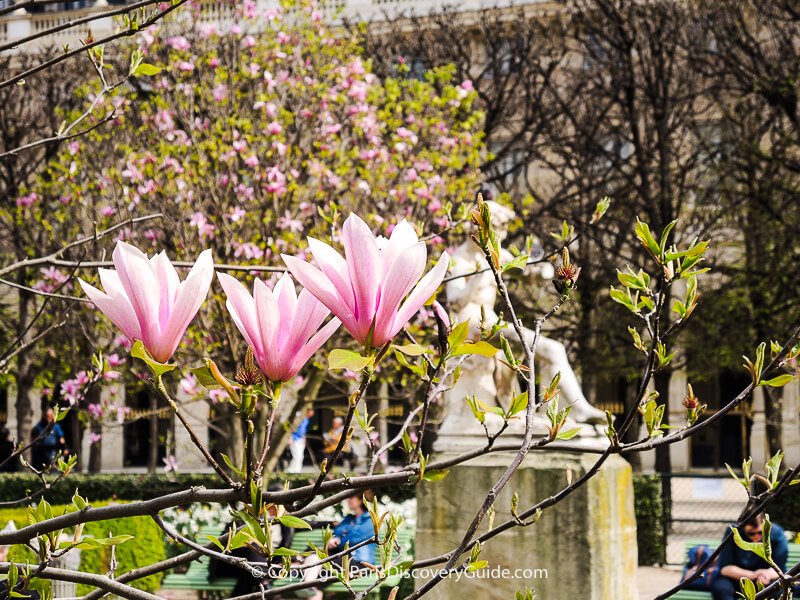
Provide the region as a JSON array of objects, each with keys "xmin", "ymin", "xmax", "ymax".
[{"xmin": 435, "ymin": 201, "xmax": 606, "ymax": 451}]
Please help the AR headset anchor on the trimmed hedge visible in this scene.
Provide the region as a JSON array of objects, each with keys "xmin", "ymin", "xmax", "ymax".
[
  {"xmin": 0, "ymin": 472, "xmax": 416, "ymax": 504},
  {"xmin": 1, "ymin": 473, "xmax": 667, "ymax": 567},
  {"xmin": 2, "ymin": 502, "xmax": 165, "ymax": 595},
  {"xmin": 632, "ymin": 474, "xmax": 666, "ymax": 566}
]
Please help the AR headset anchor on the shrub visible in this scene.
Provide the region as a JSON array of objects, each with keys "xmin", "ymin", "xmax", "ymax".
[
  {"xmin": 0, "ymin": 501, "xmax": 166, "ymax": 595},
  {"xmin": 0, "ymin": 472, "xmax": 415, "ymax": 504},
  {"xmin": 632, "ymin": 474, "xmax": 666, "ymax": 566}
]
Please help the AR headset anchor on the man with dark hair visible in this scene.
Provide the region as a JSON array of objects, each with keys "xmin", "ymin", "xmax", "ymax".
[{"xmin": 711, "ymin": 514, "xmax": 788, "ymax": 600}]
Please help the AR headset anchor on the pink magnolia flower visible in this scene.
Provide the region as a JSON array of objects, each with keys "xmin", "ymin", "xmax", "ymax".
[
  {"xmin": 282, "ymin": 214, "xmax": 449, "ymax": 348},
  {"xmin": 79, "ymin": 241, "xmax": 214, "ymax": 363},
  {"xmin": 218, "ymin": 273, "xmax": 341, "ymax": 382}
]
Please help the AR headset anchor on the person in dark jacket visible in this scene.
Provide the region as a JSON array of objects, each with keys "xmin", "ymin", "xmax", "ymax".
[
  {"xmin": 711, "ymin": 513, "xmax": 787, "ymax": 600},
  {"xmin": 208, "ymin": 485, "xmax": 295, "ymax": 594},
  {"xmin": 30, "ymin": 409, "xmax": 65, "ymax": 470}
]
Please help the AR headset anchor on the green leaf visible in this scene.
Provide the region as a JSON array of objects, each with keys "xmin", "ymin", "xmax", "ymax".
[
  {"xmin": 731, "ymin": 526, "xmax": 767, "ymax": 561},
  {"xmin": 422, "ymin": 469, "xmax": 449, "ymax": 482},
  {"xmin": 508, "ymin": 391, "xmax": 528, "ymax": 417},
  {"xmin": 725, "ymin": 462, "xmax": 747, "ymax": 489},
  {"xmin": 502, "ymin": 254, "xmax": 529, "ymax": 272},
  {"xmin": 557, "ymin": 428, "xmax": 581, "ymax": 440},
  {"xmin": 72, "ymin": 489, "xmax": 86, "ymax": 511},
  {"xmin": 131, "ymin": 340, "xmax": 176, "ymax": 376},
  {"xmin": 448, "ymin": 321, "xmax": 470, "ymax": 349},
  {"xmin": 205, "ymin": 534, "xmax": 224, "ymax": 551},
  {"xmin": 450, "ymin": 341, "xmax": 498, "ymax": 358},
  {"xmin": 272, "ymin": 547, "xmax": 302, "ymax": 557},
  {"xmin": 328, "ymin": 349, "xmax": 371, "ymax": 371},
  {"xmin": 74, "ymin": 534, "xmax": 134, "ymax": 550},
  {"xmin": 134, "ymin": 63, "xmax": 162, "ymax": 76},
  {"xmin": 276, "ymin": 516, "xmax": 312, "ymax": 530},
  {"xmin": 467, "ymin": 560, "xmax": 488, "ymax": 572},
  {"xmin": 761, "ymin": 374, "xmax": 794, "ymax": 388},
  {"xmin": 393, "ymin": 343, "xmax": 430, "ymax": 356},
  {"xmin": 739, "ymin": 576, "xmax": 756, "ymax": 600}
]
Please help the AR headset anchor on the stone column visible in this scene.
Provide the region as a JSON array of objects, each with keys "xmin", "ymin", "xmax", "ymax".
[
  {"xmin": 99, "ymin": 383, "xmax": 125, "ymax": 472},
  {"xmin": 416, "ymin": 450, "xmax": 638, "ymax": 600},
  {"xmin": 781, "ymin": 382, "xmax": 799, "ymax": 465},
  {"xmin": 750, "ymin": 387, "xmax": 768, "ymax": 467},
  {"xmin": 668, "ymin": 368, "xmax": 690, "ymax": 472},
  {"xmin": 173, "ymin": 388, "xmax": 211, "ymax": 470}
]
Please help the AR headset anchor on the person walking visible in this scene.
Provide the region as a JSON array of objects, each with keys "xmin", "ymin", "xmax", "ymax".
[{"xmin": 288, "ymin": 408, "xmax": 314, "ymax": 473}]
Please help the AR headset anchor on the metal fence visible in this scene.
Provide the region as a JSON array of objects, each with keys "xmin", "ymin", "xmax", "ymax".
[{"xmin": 658, "ymin": 473, "xmax": 750, "ymax": 565}]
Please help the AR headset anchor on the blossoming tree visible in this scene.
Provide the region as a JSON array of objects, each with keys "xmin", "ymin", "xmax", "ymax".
[{"xmin": 28, "ymin": 0, "xmax": 483, "ymax": 464}]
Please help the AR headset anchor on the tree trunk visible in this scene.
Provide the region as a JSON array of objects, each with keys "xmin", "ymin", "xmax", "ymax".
[
  {"xmin": 86, "ymin": 385, "xmax": 102, "ymax": 473},
  {"xmin": 263, "ymin": 369, "xmax": 325, "ymax": 473},
  {"xmin": 764, "ymin": 386, "xmax": 783, "ymax": 460},
  {"xmin": 14, "ymin": 281, "xmax": 35, "ymax": 453}
]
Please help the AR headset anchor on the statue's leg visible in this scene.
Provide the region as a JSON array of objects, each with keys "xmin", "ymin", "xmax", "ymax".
[{"xmin": 533, "ymin": 334, "xmax": 606, "ymax": 424}]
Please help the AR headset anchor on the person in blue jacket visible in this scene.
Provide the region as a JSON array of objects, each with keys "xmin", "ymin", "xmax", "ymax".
[
  {"xmin": 329, "ymin": 492, "xmax": 378, "ymax": 567},
  {"xmin": 711, "ymin": 513, "xmax": 787, "ymax": 600},
  {"xmin": 303, "ymin": 491, "xmax": 377, "ymax": 599}
]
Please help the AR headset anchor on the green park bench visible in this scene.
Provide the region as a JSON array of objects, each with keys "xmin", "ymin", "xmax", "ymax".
[
  {"xmin": 161, "ymin": 525, "xmax": 414, "ymax": 599},
  {"xmin": 671, "ymin": 538, "xmax": 800, "ymax": 600},
  {"xmin": 270, "ymin": 527, "xmax": 414, "ymax": 599},
  {"xmin": 161, "ymin": 526, "xmax": 237, "ymax": 599}
]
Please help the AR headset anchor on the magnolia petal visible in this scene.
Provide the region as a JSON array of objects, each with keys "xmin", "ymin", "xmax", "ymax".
[
  {"xmin": 308, "ymin": 237, "xmax": 355, "ymax": 311},
  {"xmin": 218, "ymin": 272, "xmax": 261, "ymax": 355},
  {"xmin": 273, "ymin": 274, "xmax": 298, "ymax": 346},
  {"xmin": 389, "ymin": 251, "xmax": 450, "ymax": 340},
  {"xmin": 372, "ymin": 241, "xmax": 427, "ymax": 346},
  {"xmin": 284, "ymin": 288, "xmax": 331, "ymax": 359},
  {"xmin": 113, "ymin": 241, "xmax": 160, "ymax": 344},
  {"xmin": 156, "ymin": 250, "xmax": 213, "ymax": 362},
  {"xmin": 150, "ymin": 251, "xmax": 181, "ymax": 328},
  {"xmin": 79, "ymin": 278, "xmax": 141, "ymax": 342},
  {"xmin": 342, "ymin": 214, "xmax": 381, "ymax": 336},
  {"xmin": 282, "ymin": 254, "xmax": 359, "ymax": 337},
  {"xmin": 287, "ymin": 317, "xmax": 342, "ymax": 380},
  {"xmin": 380, "ymin": 219, "xmax": 420, "ymax": 277}
]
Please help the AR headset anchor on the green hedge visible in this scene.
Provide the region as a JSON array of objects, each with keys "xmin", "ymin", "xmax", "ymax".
[
  {"xmin": 0, "ymin": 472, "xmax": 416, "ymax": 504},
  {"xmin": 632, "ymin": 474, "xmax": 666, "ymax": 566},
  {"xmin": 3, "ymin": 502, "xmax": 165, "ymax": 595}
]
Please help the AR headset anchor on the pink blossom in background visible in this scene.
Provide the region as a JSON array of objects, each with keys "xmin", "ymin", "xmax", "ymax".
[
  {"xmin": 179, "ymin": 374, "xmax": 200, "ymax": 397},
  {"xmin": 100, "ymin": 205, "xmax": 116, "ymax": 218},
  {"xmin": 267, "ymin": 121, "xmax": 283, "ymax": 135},
  {"xmin": 219, "ymin": 273, "xmax": 341, "ymax": 382},
  {"xmin": 233, "ymin": 242, "xmax": 264, "ymax": 260},
  {"xmin": 166, "ymin": 36, "xmax": 191, "ymax": 51},
  {"xmin": 177, "ymin": 61, "xmax": 195, "ymax": 73},
  {"xmin": 212, "ymin": 84, "xmax": 228, "ymax": 102},
  {"xmin": 228, "ymin": 207, "xmax": 246, "ymax": 222},
  {"xmin": 198, "ymin": 23, "xmax": 218, "ymax": 38},
  {"xmin": 245, "ymin": 155, "xmax": 260, "ymax": 168},
  {"xmin": 90, "ymin": 432, "xmax": 102, "ymax": 445},
  {"xmin": 16, "ymin": 192, "xmax": 37, "ymax": 207},
  {"xmin": 163, "ymin": 455, "xmax": 179, "ymax": 473},
  {"xmin": 190, "ymin": 212, "xmax": 216, "ymax": 240},
  {"xmin": 79, "ymin": 241, "xmax": 214, "ymax": 363},
  {"xmin": 283, "ymin": 214, "xmax": 449, "ymax": 348},
  {"xmin": 106, "ymin": 353, "xmax": 126, "ymax": 367}
]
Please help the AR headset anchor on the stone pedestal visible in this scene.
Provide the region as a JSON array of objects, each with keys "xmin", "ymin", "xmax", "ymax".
[{"xmin": 416, "ymin": 450, "xmax": 638, "ymax": 600}]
